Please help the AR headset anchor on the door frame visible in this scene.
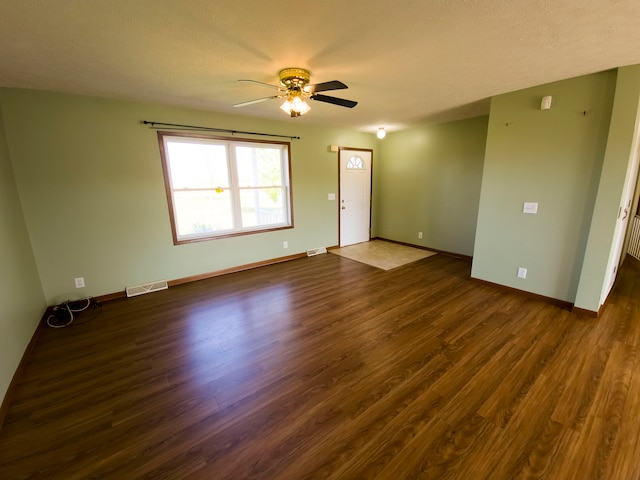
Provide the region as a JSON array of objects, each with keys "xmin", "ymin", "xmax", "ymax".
[{"xmin": 338, "ymin": 147, "xmax": 373, "ymax": 247}]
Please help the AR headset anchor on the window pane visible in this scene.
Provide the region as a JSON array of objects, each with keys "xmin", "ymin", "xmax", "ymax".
[
  {"xmin": 239, "ymin": 188, "xmax": 285, "ymax": 227},
  {"xmin": 167, "ymin": 141, "xmax": 229, "ymax": 189},
  {"xmin": 347, "ymin": 156, "xmax": 365, "ymax": 170},
  {"xmin": 236, "ymin": 146, "xmax": 283, "ymax": 187},
  {"xmin": 173, "ymin": 190, "xmax": 233, "ymax": 237}
]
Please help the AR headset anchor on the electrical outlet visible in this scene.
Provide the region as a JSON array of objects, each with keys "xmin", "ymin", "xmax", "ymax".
[
  {"xmin": 283, "ymin": 241, "xmax": 288, "ymax": 249},
  {"xmin": 418, "ymin": 232, "xmax": 423, "ymax": 239},
  {"xmin": 74, "ymin": 277, "xmax": 85, "ymax": 288},
  {"xmin": 517, "ymin": 268, "xmax": 527, "ymax": 279}
]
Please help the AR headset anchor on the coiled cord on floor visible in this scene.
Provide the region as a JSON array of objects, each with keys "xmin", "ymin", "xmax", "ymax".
[{"xmin": 46, "ymin": 297, "xmax": 99, "ymax": 328}]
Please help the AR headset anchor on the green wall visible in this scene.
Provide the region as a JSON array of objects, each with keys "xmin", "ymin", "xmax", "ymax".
[
  {"xmin": 575, "ymin": 65, "xmax": 640, "ymax": 311},
  {"xmin": 0, "ymin": 89, "xmax": 376, "ymax": 304},
  {"xmin": 0, "ymin": 98, "xmax": 46, "ymax": 403},
  {"xmin": 374, "ymin": 116, "xmax": 488, "ymax": 256},
  {"xmin": 472, "ymin": 71, "xmax": 617, "ymax": 302}
]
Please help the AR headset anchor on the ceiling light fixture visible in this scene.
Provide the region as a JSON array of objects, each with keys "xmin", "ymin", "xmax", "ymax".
[
  {"xmin": 280, "ymin": 92, "xmax": 310, "ymax": 117},
  {"xmin": 376, "ymin": 127, "xmax": 386, "ymax": 139},
  {"xmin": 235, "ymin": 68, "xmax": 357, "ymax": 118}
]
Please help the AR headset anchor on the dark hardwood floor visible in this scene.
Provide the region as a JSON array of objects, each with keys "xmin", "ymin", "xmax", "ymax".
[{"xmin": 1, "ymin": 252, "xmax": 640, "ymax": 479}]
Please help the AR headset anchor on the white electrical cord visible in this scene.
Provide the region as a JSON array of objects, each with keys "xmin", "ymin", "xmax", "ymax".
[{"xmin": 46, "ymin": 297, "xmax": 92, "ymax": 328}]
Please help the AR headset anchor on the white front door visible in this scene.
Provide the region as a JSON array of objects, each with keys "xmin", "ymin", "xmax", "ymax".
[{"xmin": 339, "ymin": 149, "xmax": 372, "ymax": 247}]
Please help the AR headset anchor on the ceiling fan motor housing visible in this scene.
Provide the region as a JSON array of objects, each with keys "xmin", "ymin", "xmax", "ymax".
[{"xmin": 279, "ymin": 68, "xmax": 311, "ymax": 89}]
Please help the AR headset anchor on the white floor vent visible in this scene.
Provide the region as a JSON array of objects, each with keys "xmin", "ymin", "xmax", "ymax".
[
  {"xmin": 307, "ymin": 247, "xmax": 327, "ymax": 257},
  {"xmin": 126, "ymin": 280, "xmax": 168, "ymax": 298}
]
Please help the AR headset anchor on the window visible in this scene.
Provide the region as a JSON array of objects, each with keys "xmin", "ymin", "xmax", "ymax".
[
  {"xmin": 158, "ymin": 132, "xmax": 293, "ymax": 244},
  {"xmin": 346, "ymin": 155, "xmax": 365, "ymax": 170}
]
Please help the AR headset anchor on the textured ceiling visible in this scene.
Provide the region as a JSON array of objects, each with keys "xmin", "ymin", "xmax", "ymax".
[{"xmin": 1, "ymin": 0, "xmax": 640, "ymax": 133}]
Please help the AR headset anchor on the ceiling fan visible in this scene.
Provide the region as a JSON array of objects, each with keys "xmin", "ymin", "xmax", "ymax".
[{"xmin": 233, "ymin": 68, "xmax": 357, "ymax": 117}]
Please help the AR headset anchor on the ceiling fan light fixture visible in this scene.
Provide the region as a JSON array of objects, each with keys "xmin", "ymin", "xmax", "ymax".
[
  {"xmin": 280, "ymin": 100, "xmax": 292, "ymax": 115},
  {"xmin": 280, "ymin": 94, "xmax": 310, "ymax": 117},
  {"xmin": 377, "ymin": 127, "xmax": 386, "ymax": 139},
  {"xmin": 236, "ymin": 67, "xmax": 355, "ymax": 116},
  {"xmin": 293, "ymin": 96, "xmax": 310, "ymax": 114}
]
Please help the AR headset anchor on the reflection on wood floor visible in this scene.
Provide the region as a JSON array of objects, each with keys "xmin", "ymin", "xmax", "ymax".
[{"xmin": 1, "ymin": 253, "xmax": 640, "ymax": 479}]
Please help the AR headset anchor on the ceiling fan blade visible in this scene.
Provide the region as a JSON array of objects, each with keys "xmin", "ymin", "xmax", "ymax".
[
  {"xmin": 233, "ymin": 95, "xmax": 281, "ymax": 107},
  {"xmin": 304, "ymin": 80, "xmax": 348, "ymax": 94},
  {"xmin": 238, "ymin": 79, "xmax": 282, "ymax": 90},
  {"xmin": 311, "ymin": 94, "xmax": 357, "ymax": 108}
]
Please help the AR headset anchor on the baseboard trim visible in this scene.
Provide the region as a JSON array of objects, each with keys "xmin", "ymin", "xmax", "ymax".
[
  {"xmin": 470, "ymin": 276, "xmax": 575, "ymax": 311},
  {"xmin": 168, "ymin": 252, "xmax": 308, "ymax": 287},
  {"xmin": 92, "ymin": 251, "xmax": 312, "ymax": 304},
  {"xmin": 90, "ymin": 250, "xmax": 604, "ymax": 317},
  {"xmin": 0, "ymin": 321, "xmax": 43, "ymax": 432},
  {"xmin": 95, "ymin": 290, "xmax": 127, "ymax": 303},
  {"xmin": 372, "ymin": 237, "xmax": 473, "ymax": 261},
  {"xmin": 571, "ymin": 306, "xmax": 600, "ymax": 318}
]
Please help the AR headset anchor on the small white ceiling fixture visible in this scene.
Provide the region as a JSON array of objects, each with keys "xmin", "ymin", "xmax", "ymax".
[{"xmin": 376, "ymin": 127, "xmax": 386, "ymax": 139}]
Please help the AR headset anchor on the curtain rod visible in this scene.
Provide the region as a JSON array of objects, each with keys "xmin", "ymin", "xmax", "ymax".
[{"xmin": 142, "ymin": 121, "xmax": 300, "ymax": 140}]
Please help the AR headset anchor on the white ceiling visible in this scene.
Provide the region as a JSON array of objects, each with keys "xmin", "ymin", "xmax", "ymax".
[{"xmin": 1, "ymin": 0, "xmax": 640, "ymax": 133}]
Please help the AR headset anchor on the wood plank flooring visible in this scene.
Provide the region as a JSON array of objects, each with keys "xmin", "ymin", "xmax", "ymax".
[{"xmin": 1, "ymin": 253, "xmax": 640, "ymax": 479}]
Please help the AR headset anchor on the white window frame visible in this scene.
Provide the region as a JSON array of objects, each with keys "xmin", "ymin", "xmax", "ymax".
[{"xmin": 158, "ymin": 132, "xmax": 293, "ymax": 244}]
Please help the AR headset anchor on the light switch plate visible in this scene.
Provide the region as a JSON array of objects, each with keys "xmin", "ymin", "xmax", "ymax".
[
  {"xmin": 523, "ymin": 202, "xmax": 538, "ymax": 214},
  {"xmin": 328, "ymin": 193, "xmax": 336, "ymax": 200}
]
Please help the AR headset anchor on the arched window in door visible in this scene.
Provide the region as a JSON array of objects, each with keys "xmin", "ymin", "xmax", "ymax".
[{"xmin": 346, "ymin": 156, "xmax": 365, "ymax": 170}]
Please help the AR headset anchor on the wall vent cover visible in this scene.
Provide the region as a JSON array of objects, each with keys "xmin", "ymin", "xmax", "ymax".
[
  {"xmin": 126, "ymin": 280, "xmax": 168, "ymax": 297},
  {"xmin": 307, "ymin": 247, "xmax": 327, "ymax": 257}
]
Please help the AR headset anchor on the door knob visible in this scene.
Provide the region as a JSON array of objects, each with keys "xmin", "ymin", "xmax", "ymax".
[{"xmin": 341, "ymin": 206, "xmax": 346, "ymax": 210}]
